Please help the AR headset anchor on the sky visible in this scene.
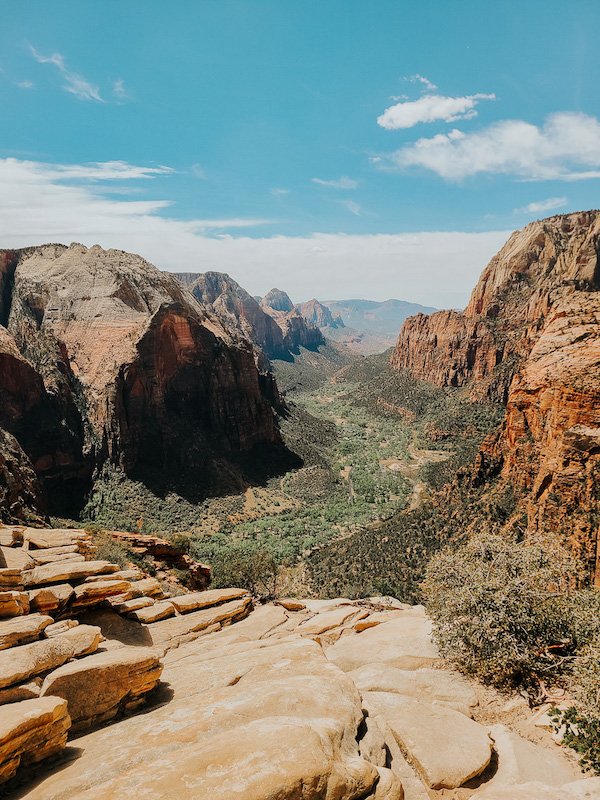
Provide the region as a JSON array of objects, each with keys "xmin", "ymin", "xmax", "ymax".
[{"xmin": 1, "ymin": 1, "xmax": 599, "ymax": 308}]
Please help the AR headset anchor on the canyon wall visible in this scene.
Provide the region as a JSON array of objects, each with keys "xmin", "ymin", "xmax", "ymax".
[
  {"xmin": 0, "ymin": 244, "xmax": 291, "ymax": 517},
  {"xmin": 392, "ymin": 211, "xmax": 600, "ymax": 582}
]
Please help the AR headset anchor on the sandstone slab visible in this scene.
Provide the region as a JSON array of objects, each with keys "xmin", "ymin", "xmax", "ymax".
[
  {"xmin": 23, "ymin": 529, "xmax": 87, "ymax": 549},
  {"xmin": 0, "ymin": 613, "xmax": 52, "ymax": 650},
  {"xmin": 41, "ymin": 647, "xmax": 163, "ymax": 730},
  {"xmin": 147, "ymin": 596, "xmax": 252, "ymax": 648},
  {"xmin": 28, "ymin": 583, "xmax": 73, "ymax": 614},
  {"xmin": 0, "ymin": 527, "xmax": 24, "ymax": 547},
  {"xmin": 85, "ymin": 568, "xmax": 142, "ymax": 583},
  {"xmin": 129, "ymin": 599, "xmax": 175, "ymax": 623},
  {"xmin": 296, "ymin": 605, "xmax": 366, "ymax": 635},
  {"xmin": 1, "ymin": 544, "xmax": 33, "ymax": 570},
  {"xmin": 110, "ymin": 596, "xmax": 155, "ymax": 613},
  {"xmin": 364, "ymin": 692, "xmax": 492, "ymax": 789},
  {"xmin": 128, "ymin": 577, "xmax": 163, "ymax": 598},
  {"xmin": 23, "ymin": 560, "xmax": 119, "ymax": 587},
  {"xmin": 350, "ymin": 664, "xmax": 478, "ymax": 716},
  {"xmin": 44, "ymin": 619, "xmax": 79, "ymax": 638},
  {"xmin": 0, "ymin": 696, "xmax": 70, "ymax": 785},
  {"xmin": 169, "ymin": 587, "xmax": 247, "ymax": 613},
  {"xmin": 0, "ymin": 679, "xmax": 41, "ymax": 706},
  {"xmin": 0, "ymin": 624, "xmax": 102, "ymax": 688},
  {"xmin": 70, "ymin": 579, "xmax": 132, "ymax": 610},
  {"xmin": 325, "ymin": 614, "xmax": 439, "ymax": 672}
]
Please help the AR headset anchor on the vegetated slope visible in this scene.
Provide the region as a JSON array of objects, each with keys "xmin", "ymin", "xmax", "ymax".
[
  {"xmin": 0, "ymin": 244, "xmax": 296, "ymax": 522},
  {"xmin": 392, "ymin": 210, "xmax": 600, "ymax": 583},
  {"xmin": 305, "ymin": 356, "xmax": 505, "ymax": 602}
]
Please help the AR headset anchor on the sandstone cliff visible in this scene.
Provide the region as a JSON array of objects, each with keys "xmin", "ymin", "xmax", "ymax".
[
  {"xmin": 186, "ymin": 272, "xmax": 290, "ymax": 363},
  {"xmin": 261, "ymin": 288, "xmax": 325, "ymax": 354},
  {"xmin": 392, "ymin": 211, "xmax": 600, "ymax": 582},
  {"xmin": 0, "ymin": 244, "xmax": 292, "ymax": 516},
  {"xmin": 295, "ymin": 298, "xmax": 345, "ymax": 329}
]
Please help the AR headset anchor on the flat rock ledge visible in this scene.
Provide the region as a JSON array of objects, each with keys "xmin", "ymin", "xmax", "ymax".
[{"xmin": 0, "ymin": 697, "xmax": 70, "ymax": 784}]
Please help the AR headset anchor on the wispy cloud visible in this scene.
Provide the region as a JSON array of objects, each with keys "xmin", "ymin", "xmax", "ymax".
[
  {"xmin": 384, "ymin": 112, "xmax": 600, "ymax": 181},
  {"xmin": 343, "ymin": 199, "xmax": 361, "ymax": 216},
  {"xmin": 312, "ymin": 176, "xmax": 358, "ymax": 189},
  {"xmin": 17, "ymin": 80, "xmax": 34, "ymax": 90},
  {"xmin": 404, "ymin": 74, "xmax": 438, "ymax": 92},
  {"xmin": 515, "ymin": 196, "xmax": 568, "ymax": 215},
  {"xmin": 0, "ymin": 158, "xmax": 508, "ymax": 308},
  {"xmin": 378, "ymin": 93, "xmax": 495, "ymax": 130},
  {"xmin": 191, "ymin": 163, "xmax": 207, "ymax": 179},
  {"xmin": 30, "ymin": 46, "xmax": 103, "ymax": 102},
  {"xmin": 112, "ymin": 78, "xmax": 128, "ymax": 102},
  {"xmin": 271, "ymin": 187, "xmax": 289, "ymax": 197}
]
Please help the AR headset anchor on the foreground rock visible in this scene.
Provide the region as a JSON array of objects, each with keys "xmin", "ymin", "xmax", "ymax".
[
  {"xmin": 0, "ymin": 696, "xmax": 70, "ymax": 783},
  {"xmin": 5, "ymin": 594, "xmax": 595, "ymax": 799},
  {"xmin": 40, "ymin": 647, "xmax": 162, "ymax": 731}
]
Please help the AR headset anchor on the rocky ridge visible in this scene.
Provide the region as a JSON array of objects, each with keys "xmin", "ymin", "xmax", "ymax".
[
  {"xmin": 0, "ymin": 525, "xmax": 595, "ymax": 799},
  {"xmin": 260, "ymin": 287, "xmax": 325, "ymax": 354},
  {"xmin": 296, "ymin": 297, "xmax": 345, "ymax": 329},
  {"xmin": 0, "ymin": 244, "xmax": 292, "ymax": 521},
  {"xmin": 391, "ymin": 212, "xmax": 600, "ymax": 582}
]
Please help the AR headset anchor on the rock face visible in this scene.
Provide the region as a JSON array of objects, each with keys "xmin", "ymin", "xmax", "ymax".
[
  {"xmin": 296, "ymin": 298, "xmax": 345, "ymax": 329},
  {"xmin": 392, "ymin": 211, "xmax": 600, "ymax": 581},
  {"xmin": 187, "ymin": 271, "xmax": 290, "ymax": 363},
  {"xmin": 261, "ymin": 288, "xmax": 325, "ymax": 354},
  {"xmin": 0, "ymin": 244, "xmax": 292, "ymax": 517}
]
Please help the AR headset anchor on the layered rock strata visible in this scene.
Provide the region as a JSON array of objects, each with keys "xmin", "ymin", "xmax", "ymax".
[
  {"xmin": 0, "ymin": 244, "xmax": 292, "ymax": 518},
  {"xmin": 392, "ymin": 212, "xmax": 600, "ymax": 581}
]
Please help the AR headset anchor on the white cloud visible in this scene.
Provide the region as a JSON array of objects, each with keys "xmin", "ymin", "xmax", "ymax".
[
  {"xmin": 0, "ymin": 157, "xmax": 508, "ymax": 308},
  {"xmin": 515, "ymin": 196, "xmax": 567, "ymax": 215},
  {"xmin": 30, "ymin": 46, "xmax": 103, "ymax": 102},
  {"xmin": 112, "ymin": 78, "xmax": 128, "ymax": 101},
  {"xmin": 387, "ymin": 112, "xmax": 600, "ymax": 181},
  {"xmin": 311, "ymin": 176, "xmax": 358, "ymax": 189},
  {"xmin": 343, "ymin": 200, "xmax": 361, "ymax": 216},
  {"xmin": 271, "ymin": 187, "xmax": 289, "ymax": 197},
  {"xmin": 17, "ymin": 80, "xmax": 34, "ymax": 89},
  {"xmin": 405, "ymin": 74, "xmax": 438, "ymax": 92},
  {"xmin": 378, "ymin": 93, "xmax": 495, "ymax": 130}
]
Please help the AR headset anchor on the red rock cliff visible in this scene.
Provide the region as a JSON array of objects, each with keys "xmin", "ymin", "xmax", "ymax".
[
  {"xmin": 392, "ymin": 211, "xmax": 600, "ymax": 582},
  {"xmin": 0, "ymin": 244, "xmax": 293, "ymax": 514}
]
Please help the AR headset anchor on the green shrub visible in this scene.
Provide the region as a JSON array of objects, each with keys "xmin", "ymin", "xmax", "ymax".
[
  {"xmin": 422, "ymin": 532, "xmax": 591, "ymax": 693},
  {"xmin": 91, "ymin": 532, "xmax": 131, "ymax": 568},
  {"xmin": 210, "ymin": 542, "xmax": 280, "ymax": 600}
]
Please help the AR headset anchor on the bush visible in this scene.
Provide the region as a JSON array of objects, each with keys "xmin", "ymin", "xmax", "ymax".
[
  {"xmin": 422, "ymin": 532, "xmax": 591, "ymax": 693},
  {"xmin": 210, "ymin": 542, "xmax": 280, "ymax": 600},
  {"xmin": 91, "ymin": 531, "xmax": 131, "ymax": 568}
]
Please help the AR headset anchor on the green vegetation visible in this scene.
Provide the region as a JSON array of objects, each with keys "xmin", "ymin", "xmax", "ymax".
[{"xmin": 210, "ymin": 541, "xmax": 280, "ymax": 600}]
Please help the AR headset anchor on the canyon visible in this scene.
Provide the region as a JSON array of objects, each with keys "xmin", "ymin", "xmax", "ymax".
[{"xmin": 392, "ymin": 211, "xmax": 600, "ymax": 583}]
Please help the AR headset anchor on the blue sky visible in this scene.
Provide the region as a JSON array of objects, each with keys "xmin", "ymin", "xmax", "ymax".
[{"xmin": 1, "ymin": 1, "xmax": 599, "ymax": 306}]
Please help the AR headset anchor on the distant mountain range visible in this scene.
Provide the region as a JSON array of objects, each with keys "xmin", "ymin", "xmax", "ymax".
[{"xmin": 303, "ymin": 298, "xmax": 437, "ymax": 354}]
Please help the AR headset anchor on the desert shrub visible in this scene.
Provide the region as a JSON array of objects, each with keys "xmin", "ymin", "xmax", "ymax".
[
  {"xmin": 210, "ymin": 542, "xmax": 280, "ymax": 600},
  {"xmin": 91, "ymin": 531, "xmax": 131, "ymax": 568},
  {"xmin": 422, "ymin": 532, "xmax": 592, "ymax": 693},
  {"xmin": 165, "ymin": 532, "xmax": 192, "ymax": 554}
]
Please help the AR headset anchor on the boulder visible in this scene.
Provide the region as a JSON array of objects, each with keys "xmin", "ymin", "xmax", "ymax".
[
  {"xmin": 129, "ymin": 600, "xmax": 176, "ymax": 624},
  {"xmin": 350, "ymin": 664, "xmax": 478, "ymax": 716},
  {"xmin": 276, "ymin": 598, "xmax": 307, "ymax": 611},
  {"xmin": 169, "ymin": 587, "xmax": 247, "ymax": 614},
  {"xmin": 28, "ymin": 583, "xmax": 74, "ymax": 614},
  {"xmin": 0, "ymin": 590, "xmax": 29, "ymax": 618},
  {"xmin": 0, "ymin": 613, "xmax": 53, "ymax": 650},
  {"xmin": 325, "ymin": 614, "xmax": 439, "ymax": 672},
  {"xmin": 364, "ymin": 692, "xmax": 492, "ymax": 789},
  {"xmin": 372, "ymin": 767, "xmax": 405, "ymax": 800},
  {"xmin": 41, "ymin": 647, "xmax": 163, "ymax": 730},
  {"xmin": 0, "ymin": 624, "xmax": 102, "ymax": 688},
  {"xmin": 128, "ymin": 577, "xmax": 164, "ymax": 598},
  {"xmin": 0, "ymin": 696, "xmax": 70, "ymax": 784},
  {"xmin": 23, "ymin": 560, "xmax": 119, "ymax": 587}
]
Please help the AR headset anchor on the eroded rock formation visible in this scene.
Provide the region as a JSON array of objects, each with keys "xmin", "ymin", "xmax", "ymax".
[
  {"xmin": 260, "ymin": 287, "xmax": 325, "ymax": 354},
  {"xmin": 0, "ymin": 244, "xmax": 293, "ymax": 516},
  {"xmin": 392, "ymin": 211, "xmax": 600, "ymax": 581},
  {"xmin": 295, "ymin": 298, "xmax": 345, "ymax": 329}
]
